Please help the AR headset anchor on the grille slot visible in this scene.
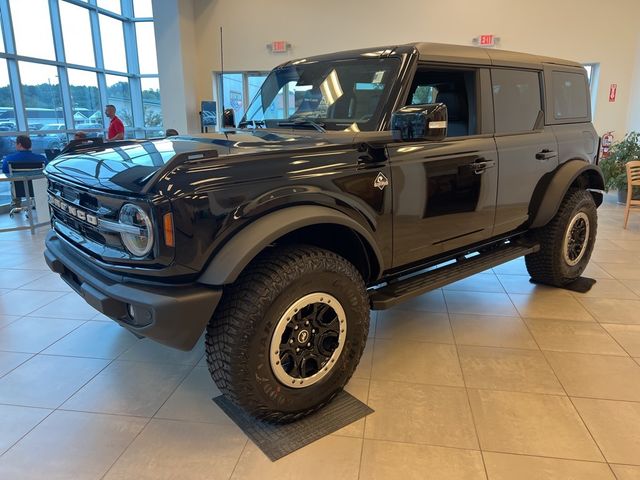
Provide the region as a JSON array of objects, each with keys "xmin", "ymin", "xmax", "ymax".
[{"xmin": 79, "ymin": 192, "xmax": 98, "ymax": 211}]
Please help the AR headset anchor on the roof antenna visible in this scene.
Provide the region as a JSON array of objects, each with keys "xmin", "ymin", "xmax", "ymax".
[
  {"xmin": 219, "ymin": 26, "xmax": 228, "ymax": 138},
  {"xmin": 219, "ymin": 26, "xmax": 225, "ymax": 106}
]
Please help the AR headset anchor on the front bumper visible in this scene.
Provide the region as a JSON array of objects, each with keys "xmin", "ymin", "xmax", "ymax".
[{"xmin": 44, "ymin": 230, "xmax": 222, "ymax": 351}]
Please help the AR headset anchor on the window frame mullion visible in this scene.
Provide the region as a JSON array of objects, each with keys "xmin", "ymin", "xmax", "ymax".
[{"xmin": 1, "ymin": 0, "xmax": 27, "ymax": 131}]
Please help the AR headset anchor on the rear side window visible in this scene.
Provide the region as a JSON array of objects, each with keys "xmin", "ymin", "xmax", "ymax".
[
  {"xmin": 551, "ymin": 71, "xmax": 588, "ymax": 120},
  {"xmin": 491, "ymin": 69, "xmax": 542, "ymax": 134}
]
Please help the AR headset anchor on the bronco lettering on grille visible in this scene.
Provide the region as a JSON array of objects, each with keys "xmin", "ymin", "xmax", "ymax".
[{"xmin": 49, "ymin": 194, "xmax": 98, "ymax": 226}]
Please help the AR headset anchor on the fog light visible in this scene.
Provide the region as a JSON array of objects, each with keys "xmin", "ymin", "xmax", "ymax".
[{"xmin": 124, "ymin": 304, "xmax": 152, "ymax": 328}]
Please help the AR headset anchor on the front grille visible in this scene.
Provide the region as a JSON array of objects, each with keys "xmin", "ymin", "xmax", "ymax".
[
  {"xmin": 48, "ymin": 180, "xmax": 124, "ymax": 251},
  {"xmin": 54, "ymin": 210, "xmax": 103, "ymax": 244},
  {"xmin": 54, "ymin": 185, "xmax": 98, "ymax": 211},
  {"xmin": 50, "ymin": 193, "xmax": 102, "ymax": 243},
  {"xmin": 46, "ymin": 177, "xmax": 167, "ymax": 269}
]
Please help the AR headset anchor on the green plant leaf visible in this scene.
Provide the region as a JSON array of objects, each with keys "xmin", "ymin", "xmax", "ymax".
[{"xmin": 599, "ymin": 131, "xmax": 640, "ymax": 192}]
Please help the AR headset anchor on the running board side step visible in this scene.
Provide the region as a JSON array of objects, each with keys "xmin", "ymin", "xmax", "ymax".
[{"xmin": 369, "ymin": 243, "xmax": 539, "ymax": 310}]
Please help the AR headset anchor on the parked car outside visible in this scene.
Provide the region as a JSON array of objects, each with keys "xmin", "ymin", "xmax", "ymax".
[{"xmin": 30, "ymin": 123, "xmax": 67, "ymax": 153}]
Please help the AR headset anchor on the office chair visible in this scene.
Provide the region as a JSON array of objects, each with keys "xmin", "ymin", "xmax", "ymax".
[{"xmin": 8, "ymin": 161, "xmax": 45, "ymax": 219}]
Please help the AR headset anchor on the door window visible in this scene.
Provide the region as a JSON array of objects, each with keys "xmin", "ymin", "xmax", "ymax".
[
  {"xmin": 406, "ymin": 69, "xmax": 478, "ymax": 137},
  {"xmin": 491, "ymin": 69, "xmax": 542, "ymax": 134},
  {"xmin": 551, "ymin": 71, "xmax": 589, "ymax": 120}
]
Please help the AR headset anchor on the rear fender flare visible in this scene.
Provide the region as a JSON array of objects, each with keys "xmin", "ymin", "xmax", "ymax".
[
  {"xmin": 198, "ymin": 205, "xmax": 384, "ymax": 285},
  {"xmin": 530, "ymin": 160, "xmax": 604, "ymax": 229}
]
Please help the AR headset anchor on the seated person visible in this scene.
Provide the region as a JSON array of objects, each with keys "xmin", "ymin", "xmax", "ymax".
[
  {"xmin": 2, "ymin": 135, "xmax": 47, "ymax": 175},
  {"xmin": 74, "ymin": 131, "xmax": 87, "ymax": 140},
  {"xmin": 2, "ymin": 135, "xmax": 46, "ymax": 208}
]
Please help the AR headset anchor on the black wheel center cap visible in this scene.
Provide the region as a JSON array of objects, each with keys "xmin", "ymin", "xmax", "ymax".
[{"xmin": 297, "ymin": 329, "xmax": 310, "ymax": 344}]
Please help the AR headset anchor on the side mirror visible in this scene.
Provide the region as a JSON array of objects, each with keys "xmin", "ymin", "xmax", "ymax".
[
  {"xmin": 222, "ymin": 108, "xmax": 236, "ymax": 128},
  {"xmin": 391, "ymin": 103, "xmax": 448, "ymax": 142}
]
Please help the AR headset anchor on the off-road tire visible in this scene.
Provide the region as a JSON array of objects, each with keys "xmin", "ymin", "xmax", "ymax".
[
  {"xmin": 205, "ymin": 245, "xmax": 369, "ymax": 423},
  {"xmin": 525, "ymin": 189, "xmax": 597, "ymax": 286}
]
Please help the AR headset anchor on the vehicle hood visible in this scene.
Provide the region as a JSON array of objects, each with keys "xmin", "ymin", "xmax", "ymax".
[{"xmin": 44, "ymin": 130, "xmax": 359, "ymax": 194}]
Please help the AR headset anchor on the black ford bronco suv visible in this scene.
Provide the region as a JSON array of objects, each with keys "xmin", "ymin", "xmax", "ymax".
[{"xmin": 44, "ymin": 43, "xmax": 603, "ymax": 422}]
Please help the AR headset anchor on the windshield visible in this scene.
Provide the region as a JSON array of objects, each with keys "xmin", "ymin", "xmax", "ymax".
[{"xmin": 240, "ymin": 57, "xmax": 400, "ymax": 131}]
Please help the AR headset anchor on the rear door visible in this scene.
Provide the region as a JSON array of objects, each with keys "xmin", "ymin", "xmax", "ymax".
[{"xmin": 491, "ymin": 68, "xmax": 559, "ymax": 235}]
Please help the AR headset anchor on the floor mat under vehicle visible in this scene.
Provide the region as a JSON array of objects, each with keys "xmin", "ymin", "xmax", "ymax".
[
  {"xmin": 530, "ymin": 276, "xmax": 597, "ymax": 293},
  {"xmin": 213, "ymin": 390, "xmax": 373, "ymax": 461}
]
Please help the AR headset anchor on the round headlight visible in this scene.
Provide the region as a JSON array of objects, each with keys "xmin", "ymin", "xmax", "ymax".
[{"xmin": 119, "ymin": 204, "xmax": 154, "ymax": 257}]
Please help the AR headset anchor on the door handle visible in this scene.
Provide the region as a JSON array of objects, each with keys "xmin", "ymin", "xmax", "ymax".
[
  {"xmin": 469, "ymin": 158, "xmax": 496, "ymax": 174},
  {"xmin": 536, "ymin": 149, "xmax": 558, "ymax": 161}
]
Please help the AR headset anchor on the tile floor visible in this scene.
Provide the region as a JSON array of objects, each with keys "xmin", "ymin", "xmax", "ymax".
[{"xmin": 1, "ymin": 196, "xmax": 640, "ymax": 479}]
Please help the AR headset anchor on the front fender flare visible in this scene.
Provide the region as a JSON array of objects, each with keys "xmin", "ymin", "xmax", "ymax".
[
  {"xmin": 198, "ymin": 205, "xmax": 384, "ymax": 286},
  {"xmin": 530, "ymin": 160, "xmax": 604, "ymax": 229}
]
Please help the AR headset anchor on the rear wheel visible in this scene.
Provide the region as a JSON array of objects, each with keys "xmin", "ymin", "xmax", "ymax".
[
  {"xmin": 525, "ymin": 189, "xmax": 597, "ymax": 286},
  {"xmin": 205, "ymin": 245, "xmax": 370, "ymax": 422}
]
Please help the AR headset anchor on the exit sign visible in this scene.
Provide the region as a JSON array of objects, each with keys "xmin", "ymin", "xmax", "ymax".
[
  {"xmin": 270, "ymin": 41, "xmax": 289, "ymax": 53},
  {"xmin": 479, "ymin": 35, "xmax": 495, "ymax": 46}
]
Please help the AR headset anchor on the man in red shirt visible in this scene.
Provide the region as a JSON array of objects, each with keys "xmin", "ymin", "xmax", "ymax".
[{"xmin": 105, "ymin": 104, "xmax": 125, "ymax": 140}]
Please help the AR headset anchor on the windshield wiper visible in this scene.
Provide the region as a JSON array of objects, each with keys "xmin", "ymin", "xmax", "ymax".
[
  {"xmin": 277, "ymin": 118, "xmax": 326, "ymax": 132},
  {"xmin": 237, "ymin": 119, "xmax": 266, "ymax": 129}
]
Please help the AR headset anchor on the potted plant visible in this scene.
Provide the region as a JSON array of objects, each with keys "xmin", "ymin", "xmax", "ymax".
[{"xmin": 599, "ymin": 131, "xmax": 640, "ymax": 203}]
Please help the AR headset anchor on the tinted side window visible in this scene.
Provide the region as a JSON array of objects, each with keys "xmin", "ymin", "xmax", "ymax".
[
  {"xmin": 551, "ymin": 71, "xmax": 588, "ymax": 120},
  {"xmin": 407, "ymin": 69, "xmax": 477, "ymax": 137},
  {"xmin": 492, "ymin": 69, "xmax": 541, "ymax": 134}
]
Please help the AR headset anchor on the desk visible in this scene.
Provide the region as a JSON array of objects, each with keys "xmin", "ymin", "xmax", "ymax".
[{"xmin": 0, "ymin": 172, "xmax": 49, "ymax": 235}]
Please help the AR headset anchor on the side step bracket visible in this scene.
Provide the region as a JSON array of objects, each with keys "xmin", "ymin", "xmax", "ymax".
[{"xmin": 369, "ymin": 242, "xmax": 539, "ymax": 310}]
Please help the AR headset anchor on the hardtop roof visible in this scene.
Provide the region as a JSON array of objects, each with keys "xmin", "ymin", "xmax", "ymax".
[
  {"xmin": 411, "ymin": 42, "xmax": 582, "ymax": 69},
  {"xmin": 279, "ymin": 42, "xmax": 583, "ymax": 70}
]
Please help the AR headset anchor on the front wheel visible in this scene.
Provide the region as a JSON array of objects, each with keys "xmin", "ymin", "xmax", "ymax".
[
  {"xmin": 525, "ymin": 189, "xmax": 597, "ymax": 286},
  {"xmin": 205, "ymin": 245, "xmax": 370, "ymax": 422}
]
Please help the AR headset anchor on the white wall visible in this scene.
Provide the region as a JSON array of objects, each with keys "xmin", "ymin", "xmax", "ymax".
[
  {"xmin": 627, "ymin": 34, "xmax": 640, "ymax": 135},
  {"xmin": 152, "ymin": 0, "xmax": 200, "ymax": 135},
  {"xmin": 166, "ymin": 0, "xmax": 640, "ymax": 137}
]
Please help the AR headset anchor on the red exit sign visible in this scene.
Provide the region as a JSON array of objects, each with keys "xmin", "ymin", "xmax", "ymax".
[
  {"xmin": 479, "ymin": 35, "xmax": 495, "ymax": 46},
  {"xmin": 271, "ymin": 41, "xmax": 288, "ymax": 53}
]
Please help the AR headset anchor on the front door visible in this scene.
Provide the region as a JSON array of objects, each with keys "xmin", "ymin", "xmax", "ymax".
[
  {"xmin": 389, "ymin": 66, "xmax": 498, "ymax": 267},
  {"xmin": 389, "ymin": 137, "xmax": 498, "ymax": 266}
]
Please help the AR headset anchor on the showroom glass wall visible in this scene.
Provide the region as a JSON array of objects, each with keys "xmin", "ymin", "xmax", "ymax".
[
  {"xmin": 0, "ymin": 0, "xmax": 160, "ymax": 206},
  {"xmin": 216, "ymin": 72, "xmax": 271, "ymax": 126}
]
